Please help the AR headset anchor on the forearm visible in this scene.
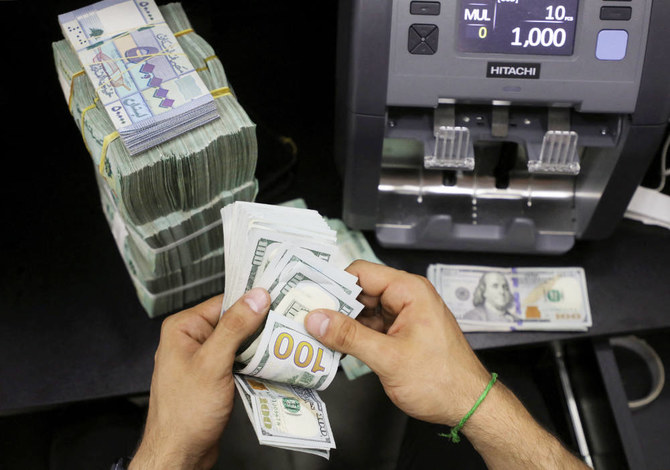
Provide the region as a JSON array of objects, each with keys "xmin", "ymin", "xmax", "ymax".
[
  {"xmin": 128, "ymin": 432, "xmax": 200, "ymax": 470},
  {"xmin": 461, "ymin": 380, "xmax": 588, "ymax": 470}
]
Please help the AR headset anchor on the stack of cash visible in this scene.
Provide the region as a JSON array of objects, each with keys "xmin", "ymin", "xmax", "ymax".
[
  {"xmin": 427, "ymin": 264, "xmax": 593, "ymax": 332},
  {"xmin": 53, "ymin": 1, "xmax": 258, "ymax": 316},
  {"xmin": 58, "ymin": 0, "xmax": 219, "ymax": 155},
  {"xmin": 221, "ymin": 202, "xmax": 365, "ymax": 457},
  {"xmin": 278, "ymin": 198, "xmax": 385, "ymax": 269},
  {"xmin": 278, "ymin": 199, "xmax": 381, "ymax": 382}
]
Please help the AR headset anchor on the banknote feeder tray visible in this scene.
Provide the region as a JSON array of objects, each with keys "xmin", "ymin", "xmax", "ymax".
[{"xmin": 335, "ymin": 0, "xmax": 670, "ymax": 254}]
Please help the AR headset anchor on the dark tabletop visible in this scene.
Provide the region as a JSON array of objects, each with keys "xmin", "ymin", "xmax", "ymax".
[{"xmin": 1, "ymin": 0, "xmax": 669, "ymax": 415}]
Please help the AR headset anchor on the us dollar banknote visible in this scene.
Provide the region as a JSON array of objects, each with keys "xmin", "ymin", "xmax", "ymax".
[
  {"xmin": 427, "ymin": 264, "xmax": 592, "ymax": 332},
  {"xmin": 237, "ymin": 247, "xmax": 363, "ymax": 374},
  {"xmin": 234, "ymin": 375, "xmax": 335, "ymax": 458},
  {"xmin": 221, "ymin": 202, "xmax": 366, "ymax": 457},
  {"xmin": 237, "ymin": 311, "xmax": 341, "ymax": 391}
]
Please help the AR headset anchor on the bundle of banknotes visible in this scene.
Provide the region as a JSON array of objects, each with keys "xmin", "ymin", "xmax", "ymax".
[
  {"xmin": 279, "ymin": 199, "xmax": 380, "ymax": 382},
  {"xmin": 58, "ymin": 0, "xmax": 219, "ymax": 155},
  {"xmin": 221, "ymin": 202, "xmax": 366, "ymax": 457},
  {"xmin": 53, "ymin": 1, "xmax": 258, "ymax": 316},
  {"xmin": 427, "ymin": 264, "xmax": 593, "ymax": 332}
]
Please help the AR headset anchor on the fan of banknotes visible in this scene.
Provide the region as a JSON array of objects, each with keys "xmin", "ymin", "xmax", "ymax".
[
  {"xmin": 427, "ymin": 264, "xmax": 593, "ymax": 332},
  {"xmin": 279, "ymin": 199, "xmax": 381, "ymax": 382},
  {"xmin": 221, "ymin": 202, "xmax": 366, "ymax": 457},
  {"xmin": 53, "ymin": 0, "xmax": 258, "ymax": 316}
]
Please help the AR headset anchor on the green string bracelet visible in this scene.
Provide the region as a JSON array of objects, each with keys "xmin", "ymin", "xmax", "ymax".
[{"xmin": 439, "ymin": 372, "xmax": 498, "ymax": 443}]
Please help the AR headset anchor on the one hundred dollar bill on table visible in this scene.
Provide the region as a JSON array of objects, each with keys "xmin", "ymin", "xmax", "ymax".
[
  {"xmin": 428, "ymin": 264, "xmax": 592, "ymax": 332},
  {"xmin": 221, "ymin": 202, "xmax": 365, "ymax": 457}
]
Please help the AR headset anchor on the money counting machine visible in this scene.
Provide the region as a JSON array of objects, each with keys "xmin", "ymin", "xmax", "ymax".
[{"xmin": 335, "ymin": 0, "xmax": 670, "ymax": 254}]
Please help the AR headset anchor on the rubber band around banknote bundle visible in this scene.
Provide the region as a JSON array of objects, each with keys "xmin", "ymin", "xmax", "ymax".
[
  {"xmin": 196, "ymin": 55, "xmax": 220, "ymax": 73},
  {"xmin": 172, "ymin": 27, "xmax": 219, "ymax": 72},
  {"xmin": 96, "ymin": 87, "xmax": 231, "ymax": 176},
  {"xmin": 173, "ymin": 28, "xmax": 194, "ymax": 37},
  {"xmin": 67, "ymin": 70, "xmax": 86, "ymax": 112},
  {"xmin": 80, "ymin": 97, "xmax": 100, "ymax": 154}
]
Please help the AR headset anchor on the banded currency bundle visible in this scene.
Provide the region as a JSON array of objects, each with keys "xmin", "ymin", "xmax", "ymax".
[
  {"xmin": 53, "ymin": 2, "xmax": 258, "ymax": 316},
  {"xmin": 428, "ymin": 264, "xmax": 593, "ymax": 332},
  {"xmin": 221, "ymin": 202, "xmax": 365, "ymax": 457},
  {"xmin": 58, "ymin": 0, "xmax": 218, "ymax": 155}
]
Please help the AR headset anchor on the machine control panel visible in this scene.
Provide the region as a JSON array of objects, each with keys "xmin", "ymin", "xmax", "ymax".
[
  {"xmin": 390, "ymin": 0, "xmax": 652, "ymax": 113},
  {"xmin": 457, "ymin": 0, "xmax": 579, "ymax": 56}
]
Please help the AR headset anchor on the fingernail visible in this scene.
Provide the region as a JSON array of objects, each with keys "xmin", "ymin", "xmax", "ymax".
[
  {"xmin": 306, "ymin": 311, "xmax": 330, "ymax": 338},
  {"xmin": 244, "ymin": 288, "xmax": 268, "ymax": 315}
]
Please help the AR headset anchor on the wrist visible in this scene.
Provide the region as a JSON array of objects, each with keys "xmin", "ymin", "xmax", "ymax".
[
  {"xmin": 461, "ymin": 380, "xmax": 527, "ymax": 446},
  {"xmin": 460, "ymin": 381, "xmax": 569, "ymax": 469},
  {"xmin": 129, "ymin": 436, "xmax": 198, "ymax": 470},
  {"xmin": 438, "ymin": 363, "xmax": 493, "ymax": 428}
]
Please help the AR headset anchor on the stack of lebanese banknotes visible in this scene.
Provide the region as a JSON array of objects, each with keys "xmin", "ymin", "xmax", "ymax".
[
  {"xmin": 53, "ymin": 1, "xmax": 258, "ymax": 316},
  {"xmin": 58, "ymin": 0, "xmax": 219, "ymax": 155},
  {"xmin": 428, "ymin": 264, "xmax": 592, "ymax": 332},
  {"xmin": 222, "ymin": 202, "xmax": 365, "ymax": 458}
]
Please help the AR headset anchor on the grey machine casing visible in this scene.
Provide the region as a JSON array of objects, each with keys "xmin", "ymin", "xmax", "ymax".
[{"xmin": 335, "ymin": 0, "xmax": 670, "ymax": 254}]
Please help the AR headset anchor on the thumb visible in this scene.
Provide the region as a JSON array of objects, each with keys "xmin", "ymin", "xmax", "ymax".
[
  {"xmin": 201, "ymin": 287, "xmax": 270, "ymax": 369},
  {"xmin": 305, "ymin": 309, "xmax": 391, "ymax": 374}
]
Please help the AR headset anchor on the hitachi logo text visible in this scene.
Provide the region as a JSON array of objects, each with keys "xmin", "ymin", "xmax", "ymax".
[
  {"xmin": 490, "ymin": 66, "xmax": 535, "ymax": 76},
  {"xmin": 486, "ymin": 62, "xmax": 541, "ymax": 79}
]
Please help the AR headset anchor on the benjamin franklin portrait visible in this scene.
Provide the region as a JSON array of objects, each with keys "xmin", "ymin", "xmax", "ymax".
[{"xmin": 463, "ymin": 272, "xmax": 521, "ymax": 322}]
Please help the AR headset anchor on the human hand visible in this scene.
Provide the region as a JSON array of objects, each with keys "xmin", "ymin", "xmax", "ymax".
[
  {"xmin": 304, "ymin": 261, "xmax": 589, "ymax": 470},
  {"xmin": 129, "ymin": 288, "xmax": 270, "ymax": 470},
  {"xmin": 304, "ymin": 260, "xmax": 490, "ymax": 427}
]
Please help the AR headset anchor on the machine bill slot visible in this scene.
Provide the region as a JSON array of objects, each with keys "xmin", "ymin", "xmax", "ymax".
[
  {"xmin": 424, "ymin": 104, "xmax": 475, "ymax": 170},
  {"xmin": 530, "ymin": 108, "xmax": 581, "ymax": 175}
]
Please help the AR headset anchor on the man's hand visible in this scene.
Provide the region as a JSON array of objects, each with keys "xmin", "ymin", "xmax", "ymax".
[
  {"xmin": 129, "ymin": 288, "xmax": 270, "ymax": 470},
  {"xmin": 304, "ymin": 260, "xmax": 588, "ymax": 470},
  {"xmin": 304, "ymin": 260, "xmax": 490, "ymax": 426}
]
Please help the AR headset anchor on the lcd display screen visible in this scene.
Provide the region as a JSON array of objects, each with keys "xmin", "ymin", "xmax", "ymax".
[{"xmin": 458, "ymin": 0, "xmax": 579, "ymax": 56}]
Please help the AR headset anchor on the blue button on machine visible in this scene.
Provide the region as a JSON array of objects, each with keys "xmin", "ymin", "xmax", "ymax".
[{"xmin": 596, "ymin": 30, "xmax": 629, "ymax": 60}]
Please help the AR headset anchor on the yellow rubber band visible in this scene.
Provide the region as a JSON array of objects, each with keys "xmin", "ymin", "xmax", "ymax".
[
  {"xmin": 80, "ymin": 97, "xmax": 99, "ymax": 140},
  {"xmin": 68, "ymin": 70, "xmax": 86, "ymax": 111},
  {"xmin": 80, "ymin": 100, "xmax": 98, "ymax": 154},
  {"xmin": 194, "ymin": 55, "xmax": 218, "ymax": 73},
  {"xmin": 99, "ymin": 131, "xmax": 120, "ymax": 176},
  {"xmin": 210, "ymin": 87, "xmax": 231, "ymax": 99},
  {"xmin": 173, "ymin": 28, "xmax": 194, "ymax": 37}
]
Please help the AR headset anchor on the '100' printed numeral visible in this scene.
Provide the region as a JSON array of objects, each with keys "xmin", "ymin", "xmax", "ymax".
[{"xmin": 273, "ymin": 332, "xmax": 326, "ymax": 373}]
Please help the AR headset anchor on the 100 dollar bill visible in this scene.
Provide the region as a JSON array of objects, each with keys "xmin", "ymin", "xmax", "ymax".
[
  {"xmin": 235, "ymin": 246, "xmax": 363, "ymax": 364},
  {"xmin": 237, "ymin": 311, "xmax": 341, "ymax": 391},
  {"xmin": 234, "ymin": 375, "xmax": 335, "ymax": 458},
  {"xmin": 428, "ymin": 264, "xmax": 592, "ymax": 332}
]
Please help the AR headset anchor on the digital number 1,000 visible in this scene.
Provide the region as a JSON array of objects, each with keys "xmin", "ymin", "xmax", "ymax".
[{"xmin": 511, "ymin": 27, "xmax": 566, "ymax": 48}]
